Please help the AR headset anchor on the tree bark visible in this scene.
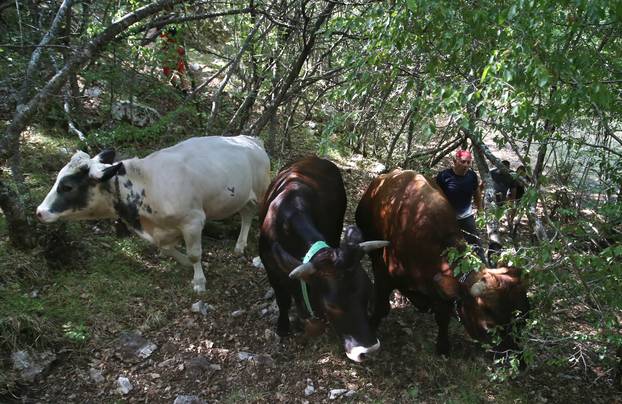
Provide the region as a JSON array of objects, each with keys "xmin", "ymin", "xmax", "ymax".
[
  {"xmin": 205, "ymin": 16, "xmax": 266, "ymax": 133},
  {"xmin": 249, "ymin": 2, "xmax": 336, "ymax": 136},
  {"xmin": 0, "ymin": 177, "xmax": 34, "ymax": 249}
]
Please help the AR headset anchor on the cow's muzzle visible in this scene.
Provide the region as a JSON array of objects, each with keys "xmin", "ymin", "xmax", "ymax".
[{"xmin": 345, "ymin": 338, "xmax": 380, "ymax": 363}]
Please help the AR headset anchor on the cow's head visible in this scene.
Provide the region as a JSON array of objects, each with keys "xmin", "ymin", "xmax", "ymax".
[
  {"xmin": 36, "ymin": 149, "xmax": 124, "ymax": 222},
  {"xmin": 440, "ymin": 267, "xmax": 529, "ymax": 356},
  {"xmin": 289, "ymin": 226, "xmax": 389, "ymax": 362}
]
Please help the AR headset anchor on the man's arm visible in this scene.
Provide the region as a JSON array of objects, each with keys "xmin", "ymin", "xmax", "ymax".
[{"xmin": 475, "ymin": 181, "xmax": 483, "ymax": 211}]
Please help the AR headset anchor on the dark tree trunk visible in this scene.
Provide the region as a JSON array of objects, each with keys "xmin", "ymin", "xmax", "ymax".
[
  {"xmin": 0, "ymin": 177, "xmax": 35, "ymax": 250},
  {"xmin": 250, "ymin": 2, "xmax": 336, "ymax": 136}
]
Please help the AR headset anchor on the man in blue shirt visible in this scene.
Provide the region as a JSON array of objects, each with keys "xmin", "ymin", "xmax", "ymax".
[{"xmin": 436, "ymin": 149, "xmax": 487, "ymax": 264}]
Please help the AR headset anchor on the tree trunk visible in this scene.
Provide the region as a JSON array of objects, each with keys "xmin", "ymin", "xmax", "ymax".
[
  {"xmin": 249, "ymin": 2, "xmax": 336, "ymax": 136},
  {"xmin": 0, "ymin": 177, "xmax": 35, "ymax": 249}
]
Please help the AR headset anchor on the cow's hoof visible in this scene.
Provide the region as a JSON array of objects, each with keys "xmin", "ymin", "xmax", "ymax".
[
  {"xmin": 233, "ymin": 246, "xmax": 245, "ymax": 256},
  {"xmin": 276, "ymin": 322, "xmax": 290, "ymax": 337}
]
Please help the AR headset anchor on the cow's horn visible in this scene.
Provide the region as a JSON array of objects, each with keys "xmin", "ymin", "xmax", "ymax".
[
  {"xmin": 470, "ymin": 279, "xmax": 487, "ymax": 297},
  {"xmin": 359, "ymin": 240, "xmax": 390, "ymax": 252},
  {"xmin": 289, "ymin": 262, "xmax": 317, "ymax": 279}
]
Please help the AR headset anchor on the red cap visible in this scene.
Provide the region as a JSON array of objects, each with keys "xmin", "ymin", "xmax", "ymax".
[{"xmin": 455, "ymin": 150, "xmax": 472, "ymax": 160}]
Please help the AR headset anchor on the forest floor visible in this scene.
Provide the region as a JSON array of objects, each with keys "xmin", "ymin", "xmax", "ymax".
[
  {"xmin": 0, "ymin": 131, "xmax": 622, "ymax": 403},
  {"xmin": 2, "ymin": 143, "xmax": 621, "ymax": 404}
]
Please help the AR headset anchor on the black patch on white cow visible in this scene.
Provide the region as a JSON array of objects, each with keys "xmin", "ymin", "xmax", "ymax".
[
  {"xmin": 49, "ymin": 168, "xmax": 93, "ymax": 213},
  {"xmin": 112, "ymin": 176, "xmax": 143, "ymax": 232},
  {"xmin": 227, "ymin": 186, "xmax": 235, "ymax": 197}
]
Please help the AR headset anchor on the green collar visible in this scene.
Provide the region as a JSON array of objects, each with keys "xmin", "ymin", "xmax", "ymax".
[
  {"xmin": 300, "ymin": 241, "xmax": 330, "ymax": 318},
  {"xmin": 303, "ymin": 241, "xmax": 330, "ymax": 263}
]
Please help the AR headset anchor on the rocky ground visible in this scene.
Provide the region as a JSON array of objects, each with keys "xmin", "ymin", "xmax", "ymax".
[{"xmin": 6, "ymin": 156, "xmax": 622, "ymax": 403}]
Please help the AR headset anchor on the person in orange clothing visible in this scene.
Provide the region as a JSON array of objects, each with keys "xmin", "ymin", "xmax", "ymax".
[{"xmin": 160, "ymin": 27, "xmax": 191, "ymax": 92}]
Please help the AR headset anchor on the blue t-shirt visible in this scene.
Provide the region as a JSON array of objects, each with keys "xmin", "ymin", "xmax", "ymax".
[{"xmin": 436, "ymin": 168, "xmax": 478, "ymax": 218}]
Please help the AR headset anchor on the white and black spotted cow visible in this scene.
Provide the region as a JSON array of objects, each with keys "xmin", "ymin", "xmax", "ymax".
[{"xmin": 37, "ymin": 135, "xmax": 271, "ymax": 293}]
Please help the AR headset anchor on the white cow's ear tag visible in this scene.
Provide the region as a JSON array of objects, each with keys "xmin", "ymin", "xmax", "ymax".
[{"xmin": 304, "ymin": 318, "xmax": 325, "ymax": 337}]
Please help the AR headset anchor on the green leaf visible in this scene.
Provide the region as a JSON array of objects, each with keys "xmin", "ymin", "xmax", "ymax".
[{"xmin": 481, "ymin": 65, "xmax": 491, "ymax": 82}]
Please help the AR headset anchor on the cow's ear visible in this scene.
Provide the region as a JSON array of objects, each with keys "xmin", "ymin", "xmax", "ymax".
[
  {"xmin": 93, "ymin": 162, "xmax": 124, "ymax": 182},
  {"xmin": 433, "ymin": 273, "xmax": 460, "ymax": 300},
  {"xmin": 342, "ymin": 225, "xmax": 363, "ymax": 247},
  {"xmin": 94, "ymin": 148, "xmax": 116, "ymax": 164}
]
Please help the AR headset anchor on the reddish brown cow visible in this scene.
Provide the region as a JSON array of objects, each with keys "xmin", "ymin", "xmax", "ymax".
[
  {"xmin": 258, "ymin": 157, "xmax": 388, "ymax": 362},
  {"xmin": 355, "ymin": 170, "xmax": 529, "ymax": 358}
]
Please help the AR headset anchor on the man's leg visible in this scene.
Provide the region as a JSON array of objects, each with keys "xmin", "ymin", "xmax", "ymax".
[{"xmin": 457, "ymin": 215, "xmax": 489, "ymax": 266}]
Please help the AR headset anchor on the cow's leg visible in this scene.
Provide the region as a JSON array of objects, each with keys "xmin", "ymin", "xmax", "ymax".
[
  {"xmin": 234, "ymin": 202, "xmax": 255, "ymax": 255},
  {"xmin": 161, "ymin": 247, "xmax": 192, "ymax": 267},
  {"xmin": 181, "ymin": 212, "xmax": 207, "ymax": 293},
  {"xmin": 433, "ymin": 302, "xmax": 452, "ymax": 356},
  {"xmin": 369, "ymin": 250, "xmax": 392, "ymax": 330},
  {"xmin": 264, "ymin": 264, "xmax": 292, "ymax": 336}
]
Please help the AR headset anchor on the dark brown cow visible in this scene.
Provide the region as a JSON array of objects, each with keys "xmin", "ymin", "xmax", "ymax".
[
  {"xmin": 258, "ymin": 157, "xmax": 388, "ymax": 362},
  {"xmin": 355, "ymin": 169, "xmax": 529, "ymax": 358}
]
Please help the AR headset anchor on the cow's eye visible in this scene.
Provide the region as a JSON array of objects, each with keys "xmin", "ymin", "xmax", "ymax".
[{"xmin": 58, "ymin": 183, "xmax": 73, "ymax": 193}]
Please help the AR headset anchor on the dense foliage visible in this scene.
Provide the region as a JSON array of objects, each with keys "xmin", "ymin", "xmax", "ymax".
[{"xmin": 1, "ymin": 0, "xmax": 621, "ymax": 398}]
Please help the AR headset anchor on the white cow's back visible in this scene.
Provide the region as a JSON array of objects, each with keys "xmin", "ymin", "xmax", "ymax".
[{"xmin": 130, "ymin": 135, "xmax": 270, "ymax": 221}]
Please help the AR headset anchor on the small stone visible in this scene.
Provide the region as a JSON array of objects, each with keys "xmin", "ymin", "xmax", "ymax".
[
  {"xmin": 237, "ymin": 352, "xmax": 253, "ymax": 361},
  {"xmin": 117, "ymin": 376, "xmax": 133, "ymax": 395},
  {"xmin": 173, "ymin": 394, "xmax": 206, "ymax": 404},
  {"xmin": 329, "ymin": 389, "xmax": 348, "ymax": 400},
  {"xmin": 11, "ymin": 350, "xmax": 56, "ymax": 382},
  {"xmin": 304, "ymin": 385, "xmax": 315, "ymax": 396},
  {"xmin": 116, "ymin": 331, "xmax": 157, "ymax": 362},
  {"xmin": 137, "ymin": 342, "xmax": 157, "ymax": 359},
  {"xmin": 209, "ymin": 364, "xmax": 222, "ymax": 371},
  {"xmin": 231, "ymin": 309, "xmax": 245, "ymax": 317},
  {"xmin": 191, "ymin": 301, "xmax": 209, "ymax": 316},
  {"xmin": 263, "ymin": 288, "xmax": 274, "ymax": 300},
  {"xmin": 252, "ymin": 256, "xmax": 264, "ymax": 269},
  {"xmin": 89, "ymin": 368, "xmax": 105, "ymax": 384}
]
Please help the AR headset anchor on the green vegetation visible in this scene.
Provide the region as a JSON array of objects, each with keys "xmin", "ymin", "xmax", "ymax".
[{"xmin": 0, "ymin": 0, "xmax": 621, "ymax": 400}]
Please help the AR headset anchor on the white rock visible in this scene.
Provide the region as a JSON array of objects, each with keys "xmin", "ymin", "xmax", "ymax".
[
  {"xmin": 252, "ymin": 256, "xmax": 264, "ymax": 269},
  {"xmin": 137, "ymin": 342, "xmax": 157, "ymax": 359},
  {"xmin": 237, "ymin": 352, "xmax": 253, "ymax": 361},
  {"xmin": 111, "ymin": 98, "xmax": 160, "ymax": 127},
  {"xmin": 263, "ymin": 288, "xmax": 275, "ymax": 300},
  {"xmin": 304, "ymin": 385, "xmax": 315, "ymax": 396},
  {"xmin": 173, "ymin": 395, "xmax": 205, "ymax": 404},
  {"xmin": 117, "ymin": 376, "xmax": 133, "ymax": 395},
  {"xmin": 231, "ymin": 309, "xmax": 245, "ymax": 317},
  {"xmin": 11, "ymin": 350, "xmax": 56, "ymax": 382},
  {"xmin": 329, "ymin": 389, "xmax": 348, "ymax": 400}
]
